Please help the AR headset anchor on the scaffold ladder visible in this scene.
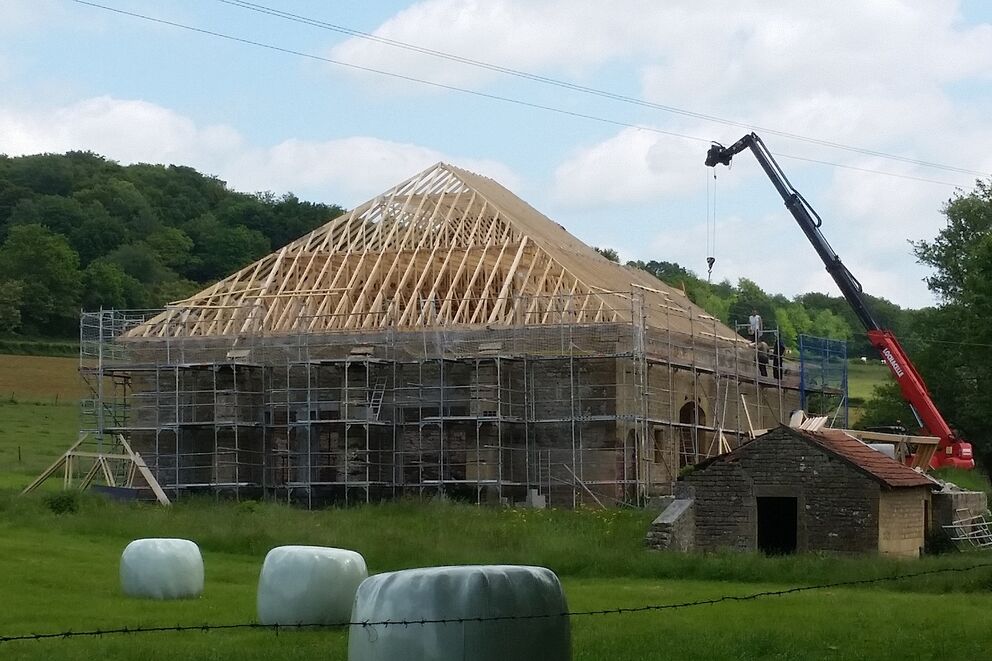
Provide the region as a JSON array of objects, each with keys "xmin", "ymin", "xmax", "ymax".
[{"xmin": 368, "ymin": 377, "xmax": 387, "ymax": 421}]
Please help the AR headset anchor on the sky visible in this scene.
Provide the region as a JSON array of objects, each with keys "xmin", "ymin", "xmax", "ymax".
[{"xmin": 2, "ymin": 1, "xmax": 991, "ymax": 310}]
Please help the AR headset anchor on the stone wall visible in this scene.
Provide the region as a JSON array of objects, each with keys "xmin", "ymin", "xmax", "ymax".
[
  {"xmin": 931, "ymin": 489, "xmax": 988, "ymax": 528},
  {"xmin": 877, "ymin": 488, "xmax": 929, "ymax": 558},
  {"xmin": 645, "ymin": 495, "xmax": 696, "ymax": 552},
  {"xmin": 685, "ymin": 427, "xmax": 882, "ymax": 553}
]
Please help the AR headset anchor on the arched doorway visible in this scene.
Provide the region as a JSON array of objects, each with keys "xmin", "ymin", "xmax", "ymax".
[{"xmin": 678, "ymin": 402, "xmax": 706, "ymax": 468}]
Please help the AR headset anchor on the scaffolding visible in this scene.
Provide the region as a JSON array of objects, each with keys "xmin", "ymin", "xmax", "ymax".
[
  {"xmin": 75, "ymin": 290, "xmax": 848, "ymax": 508},
  {"xmin": 798, "ymin": 334, "xmax": 849, "ymax": 428}
]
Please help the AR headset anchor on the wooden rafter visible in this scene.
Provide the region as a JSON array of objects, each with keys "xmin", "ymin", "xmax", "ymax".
[{"xmin": 130, "ymin": 162, "xmax": 734, "ymax": 340}]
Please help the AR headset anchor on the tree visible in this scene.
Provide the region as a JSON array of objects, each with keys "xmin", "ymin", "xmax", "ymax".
[
  {"xmin": 270, "ymin": 193, "xmax": 343, "ymax": 247},
  {"xmin": 729, "ymin": 278, "xmax": 774, "ymax": 337},
  {"xmin": 74, "ymin": 178, "xmax": 159, "ymax": 235},
  {"xmin": 81, "ymin": 259, "xmax": 143, "ymax": 310},
  {"xmin": 0, "ymin": 224, "xmax": 81, "ymax": 334},
  {"xmin": 106, "ymin": 242, "xmax": 172, "ymax": 285},
  {"xmin": 914, "ymin": 179, "xmax": 992, "ymax": 302},
  {"xmin": 6, "ymin": 154, "xmax": 75, "ymax": 196},
  {"xmin": 145, "ymin": 227, "xmax": 194, "ymax": 270},
  {"xmin": 594, "ymin": 247, "xmax": 620, "ymax": 262},
  {"xmin": 628, "ymin": 259, "xmax": 696, "ymax": 285},
  {"xmin": 183, "ymin": 213, "xmax": 270, "ymax": 281},
  {"xmin": 0, "ymin": 279, "xmax": 23, "ymax": 333},
  {"xmin": 860, "ymin": 179, "xmax": 992, "ymax": 470},
  {"xmin": 69, "ymin": 207, "xmax": 128, "ymax": 264},
  {"xmin": 0, "ymin": 152, "xmax": 350, "ymax": 336},
  {"xmin": 855, "ymin": 381, "xmax": 915, "ymax": 430},
  {"xmin": 8, "ymin": 195, "xmax": 90, "ymax": 236},
  {"xmin": 808, "ymin": 308, "xmax": 852, "ymax": 342}
]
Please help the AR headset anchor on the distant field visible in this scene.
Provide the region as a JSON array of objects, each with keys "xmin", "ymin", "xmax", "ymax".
[
  {"xmin": 0, "ymin": 354, "xmax": 83, "ymax": 491},
  {"xmin": 847, "ymin": 359, "xmax": 891, "ymax": 403},
  {"xmin": 0, "ymin": 354, "xmax": 86, "ymax": 403},
  {"xmin": 0, "ymin": 401, "xmax": 79, "ymax": 491}
]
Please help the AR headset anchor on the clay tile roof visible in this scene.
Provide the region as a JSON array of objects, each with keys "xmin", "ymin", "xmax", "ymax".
[{"xmin": 798, "ymin": 427, "xmax": 935, "ymax": 489}]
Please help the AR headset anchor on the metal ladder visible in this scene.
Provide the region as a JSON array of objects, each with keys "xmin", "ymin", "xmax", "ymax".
[{"xmin": 368, "ymin": 378, "xmax": 387, "ymax": 421}]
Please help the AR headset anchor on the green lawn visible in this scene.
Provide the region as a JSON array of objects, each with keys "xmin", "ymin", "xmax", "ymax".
[
  {"xmin": 1, "ymin": 355, "xmax": 991, "ymax": 659},
  {"xmin": 0, "ymin": 401, "xmax": 80, "ymax": 491},
  {"xmin": 1, "ymin": 498, "xmax": 991, "ymax": 660}
]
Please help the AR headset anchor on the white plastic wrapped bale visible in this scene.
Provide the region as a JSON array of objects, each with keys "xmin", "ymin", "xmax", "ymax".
[
  {"xmin": 257, "ymin": 546, "xmax": 368, "ymax": 626},
  {"xmin": 348, "ymin": 565, "xmax": 570, "ymax": 661},
  {"xmin": 120, "ymin": 538, "xmax": 204, "ymax": 600}
]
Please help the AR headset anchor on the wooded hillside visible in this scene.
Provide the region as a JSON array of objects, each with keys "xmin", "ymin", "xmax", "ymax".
[
  {"xmin": 0, "ymin": 151, "xmax": 913, "ymax": 348},
  {"xmin": 0, "ymin": 152, "xmax": 343, "ymax": 336}
]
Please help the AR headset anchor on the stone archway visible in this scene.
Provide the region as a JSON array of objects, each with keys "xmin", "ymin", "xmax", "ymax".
[{"xmin": 678, "ymin": 401, "xmax": 706, "ymax": 468}]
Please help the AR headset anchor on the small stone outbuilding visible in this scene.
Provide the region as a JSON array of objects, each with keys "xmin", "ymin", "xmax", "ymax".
[{"xmin": 647, "ymin": 425, "xmax": 935, "ymax": 557}]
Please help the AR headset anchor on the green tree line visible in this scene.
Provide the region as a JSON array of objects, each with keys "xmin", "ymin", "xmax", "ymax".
[
  {"xmin": 599, "ymin": 178, "xmax": 992, "ymax": 472},
  {"xmin": 619, "ymin": 258, "xmax": 914, "ymax": 356},
  {"xmin": 857, "ymin": 180, "xmax": 992, "ymax": 470},
  {"xmin": 618, "ymin": 179, "xmax": 992, "ymax": 472},
  {"xmin": 0, "ymin": 152, "xmax": 343, "ymax": 336}
]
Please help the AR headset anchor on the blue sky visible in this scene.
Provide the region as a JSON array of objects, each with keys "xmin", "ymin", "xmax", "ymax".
[{"xmin": 2, "ymin": 0, "xmax": 991, "ymax": 310}]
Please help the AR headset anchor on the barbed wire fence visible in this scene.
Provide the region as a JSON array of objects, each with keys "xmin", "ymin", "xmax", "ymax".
[{"xmin": 2, "ymin": 562, "xmax": 990, "ymax": 644}]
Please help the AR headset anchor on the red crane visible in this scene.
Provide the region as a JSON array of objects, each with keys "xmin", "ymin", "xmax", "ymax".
[{"xmin": 705, "ymin": 132, "xmax": 974, "ymax": 470}]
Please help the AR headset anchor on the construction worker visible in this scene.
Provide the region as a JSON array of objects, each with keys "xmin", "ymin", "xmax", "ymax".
[
  {"xmin": 748, "ymin": 309, "xmax": 762, "ymax": 340},
  {"xmin": 772, "ymin": 337, "xmax": 786, "ymax": 380},
  {"xmin": 757, "ymin": 341, "xmax": 769, "ymax": 378}
]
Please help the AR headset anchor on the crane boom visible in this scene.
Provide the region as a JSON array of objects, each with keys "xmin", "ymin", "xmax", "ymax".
[{"xmin": 705, "ymin": 132, "xmax": 974, "ymax": 470}]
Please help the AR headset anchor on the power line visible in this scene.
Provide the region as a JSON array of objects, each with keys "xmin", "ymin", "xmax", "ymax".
[
  {"xmin": 2, "ymin": 561, "xmax": 989, "ymax": 644},
  {"xmin": 69, "ymin": 1, "xmax": 971, "ymax": 189},
  {"xmin": 216, "ymin": 0, "xmax": 991, "ymax": 179}
]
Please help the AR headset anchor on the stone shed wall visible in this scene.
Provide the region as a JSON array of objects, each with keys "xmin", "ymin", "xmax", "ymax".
[
  {"xmin": 685, "ymin": 429, "xmax": 882, "ymax": 553},
  {"xmin": 877, "ymin": 488, "xmax": 929, "ymax": 558}
]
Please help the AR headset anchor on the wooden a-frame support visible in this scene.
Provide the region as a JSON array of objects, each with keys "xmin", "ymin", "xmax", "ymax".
[{"xmin": 21, "ymin": 433, "xmax": 171, "ymax": 505}]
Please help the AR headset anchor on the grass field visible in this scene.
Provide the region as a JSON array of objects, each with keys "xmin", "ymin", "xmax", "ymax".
[
  {"xmin": 846, "ymin": 359, "xmax": 891, "ymax": 404},
  {"xmin": 0, "ymin": 354, "xmax": 87, "ymax": 491},
  {"xmin": 1, "ymin": 353, "xmax": 991, "ymax": 660},
  {"xmin": 0, "ymin": 354, "xmax": 87, "ymax": 403},
  {"xmin": 846, "ymin": 359, "xmax": 892, "ymax": 425},
  {"xmin": 2, "ymin": 496, "xmax": 992, "ymax": 660},
  {"xmin": 0, "ymin": 400, "xmax": 79, "ymax": 491}
]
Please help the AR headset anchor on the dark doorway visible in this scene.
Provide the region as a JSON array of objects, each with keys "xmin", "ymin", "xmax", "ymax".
[
  {"xmin": 678, "ymin": 402, "xmax": 706, "ymax": 468},
  {"xmin": 756, "ymin": 497, "xmax": 798, "ymax": 554}
]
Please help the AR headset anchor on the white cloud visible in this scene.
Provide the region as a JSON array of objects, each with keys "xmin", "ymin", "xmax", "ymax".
[
  {"xmin": 231, "ymin": 136, "xmax": 519, "ymax": 200},
  {"xmin": 0, "ymin": 0, "xmax": 61, "ymax": 32},
  {"xmin": 551, "ymin": 128, "xmax": 706, "ymax": 206},
  {"xmin": 331, "ymin": 1, "xmax": 992, "ymax": 95},
  {"xmin": 0, "ymin": 96, "xmax": 518, "ymax": 205},
  {"xmin": 636, "ymin": 210, "xmax": 936, "ymax": 308},
  {"xmin": 328, "ymin": 0, "xmax": 656, "ymax": 89}
]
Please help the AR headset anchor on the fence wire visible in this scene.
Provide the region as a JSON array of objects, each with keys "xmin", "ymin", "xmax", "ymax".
[{"xmin": 2, "ymin": 562, "xmax": 990, "ymax": 644}]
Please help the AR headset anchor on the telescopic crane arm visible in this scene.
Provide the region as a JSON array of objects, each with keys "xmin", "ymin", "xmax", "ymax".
[{"xmin": 705, "ymin": 132, "xmax": 974, "ymax": 470}]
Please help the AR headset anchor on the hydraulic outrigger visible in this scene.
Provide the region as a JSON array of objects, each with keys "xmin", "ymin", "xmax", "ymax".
[{"xmin": 705, "ymin": 132, "xmax": 974, "ymax": 470}]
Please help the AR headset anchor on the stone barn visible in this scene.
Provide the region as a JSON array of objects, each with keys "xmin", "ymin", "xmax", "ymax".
[
  {"xmin": 647, "ymin": 426, "xmax": 935, "ymax": 557},
  {"xmin": 77, "ymin": 162, "xmax": 815, "ymax": 508}
]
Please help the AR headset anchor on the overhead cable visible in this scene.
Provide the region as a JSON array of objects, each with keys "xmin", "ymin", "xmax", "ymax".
[
  {"xmin": 70, "ymin": 1, "xmax": 970, "ymax": 188},
  {"xmin": 217, "ymin": 0, "xmax": 991, "ymax": 179}
]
